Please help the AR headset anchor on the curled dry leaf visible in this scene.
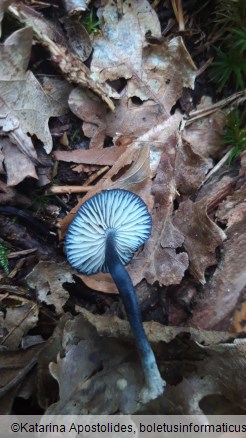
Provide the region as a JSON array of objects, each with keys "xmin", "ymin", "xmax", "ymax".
[
  {"xmin": 26, "ymin": 262, "xmax": 74, "ymax": 315},
  {"xmin": 2, "ymin": 138, "xmax": 37, "ymax": 186}
]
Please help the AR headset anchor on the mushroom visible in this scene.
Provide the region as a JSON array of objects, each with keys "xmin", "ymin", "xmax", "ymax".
[{"xmin": 65, "ymin": 189, "xmax": 165, "ymax": 401}]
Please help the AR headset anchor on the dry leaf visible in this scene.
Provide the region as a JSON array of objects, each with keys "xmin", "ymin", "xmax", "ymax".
[
  {"xmin": 183, "ymin": 109, "xmax": 226, "ymax": 159},
  {"xmin": 189, "ymin": 218, "xmax": 246, "ymax": 329},
  {"xmin": 91, "ymin": 0, "xmax": 161, "ymax": 84},
  {"xmin": 0, "ymin": 345, "xmax": 41, "ymax": 414},
  {"xmin": 42, "ymin": 309, "xmax": 246, "ymax": 414},
  {"xmin": 62, "ymin": 17, "xmax": 92, "ymax": 61},
  {"xmin": 174, "ymin": 198, "xmax": 226, "ymax": 284},
  {"xmin": 216, "ymin": 183, "xmax": 246, "ymax": 228},
  {"xmin": 26, "ymin": 262, "xmax": 74, "ymax": 315},
  {"xmin": 175, "ymin": 137, "xmax": 213, "ymax": 195},
  {"xmin": 3, "ymin": 302, "xmax": 38, "ymax": 348},
  {"xmin": 8, "ymin": 2, "xmax": 117, "ymax": 110},
  {"xmin": 0, "ymin": 27, "xmax": 70, "ymax": 154},
  {"xmin": 143, "ymin": 147, "xmax": 189, "ymax": 286},
  {"xmin": 53, "ymin": 145, "xmax": 127, "ymax": 166},
  {"xmin": 2, "ymin": 138, "xmax": 37, "ymax": 186},
  {"xmin": 46, "ymin": 314, "xmax": 144, "ymax": 414}
]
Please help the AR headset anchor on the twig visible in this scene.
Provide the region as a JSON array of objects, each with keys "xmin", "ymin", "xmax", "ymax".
[
  {"xmin": 8, "ymin": 248, "xmax": 37, "ymax": 259},
  {"xmin": 84, "ymin": 166, "xmax": 110, "ymax": 186},
  {"xmin": 47, "ymin": 185, "xmax": 94, "ymax": 195},
  {"xmin": 171, "ymin": 0, "xmax": 185, "ymax": 31},
  {"xmin": 203, "ymin": 150, "xmax": 231, "ymax": 183},
  {"xmin": 186, "ymin": 90, "xmax": 246, "ymax": 124}
]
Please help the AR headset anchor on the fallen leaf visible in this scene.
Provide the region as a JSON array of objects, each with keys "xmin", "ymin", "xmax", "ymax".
[
  {"xmin": 2, "ymin": 138, "xmax": 37, "ymax": 186},
  {"xmin": 216, "ymin": 183, "xmax": 246, "ymax": 228},
  {"xmin": 174, "ymin": 198, "xmax": 226, "ymax": 284},
  {"xmin": 175, "ymin": 137, "xmax": 213, "ymax": 195},
  {"xmin": 42, "ymin": 309, "xmax": 246, "ymax": 414},
  {"xmin": 91, "ymin": 0, "xmax": 161, "ymax": 84},
  {"xmin": 0, "ymin": 345, "xmax": 41, "ymax": 414},
  {"xmin": 62, "ymin": 17, "xmax": 92, "ymax": 61},
  {"xmin": 8, "ymin": 2, "xmax": 117, "ymax": 110},
  {"xmin": 53, "ymin": 145, "xmax": 127, "ymax": 166},
  {"xmin": 68, "ymin": 87, "xmax": 163, "ymax": 149},
  {"xmin": 0, "ymin": 27, "xmax": 70, "ymax": 154},
  {"xmin": 46, "ymin": 314, "xmax": 143, "ymax": 414},
  {"xmin": 143, "ymin": 147, "xmax": 189, "ymax": 286},
  {"xmin": 26, "ymin": 262, "xmax": 74, "ymax": 315},
  {"xmin": 188, "ymin": 218, "xmax": 246, "ymax": 329},
  {"xmin": 3, "ymin": 300, "xmax": 38, "ymax": 348},
  {"xmin": 183, "ymin": 109, "xmax": 226, "ymax": 159}
]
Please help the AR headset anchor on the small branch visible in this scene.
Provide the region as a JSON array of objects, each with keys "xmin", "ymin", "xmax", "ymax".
[
  {"xmin": 84, "ymin": 166, "xmax": 110, "ymax": 186},
  {"xmin": 47, "ymin": 185, "xmax": 94, "ymax": 195},
  {"xmin": 203, "ymin": 149, "xmax": 231, "ymax": 183}
]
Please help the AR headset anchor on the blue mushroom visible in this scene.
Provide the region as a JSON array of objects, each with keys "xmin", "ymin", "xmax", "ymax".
[{"xmin": 66, "ymin": 189, "xmax": 165, "ymax": 401}]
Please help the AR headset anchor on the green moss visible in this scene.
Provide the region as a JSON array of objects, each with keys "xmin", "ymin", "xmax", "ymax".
[
  {"xmin": 0, "ymin": 244, "xmax": 9, "ymax": 276},
  {"xmin": 82, "ymin": 9, "xmax": 100, "ymax": 35},
  {"xmin": 221, "ymin": 109, "xmax": 246, "ymax": 164},
  {"xmin": 210, "ymin": 1, "xmax": 246, "ymax": 91}
]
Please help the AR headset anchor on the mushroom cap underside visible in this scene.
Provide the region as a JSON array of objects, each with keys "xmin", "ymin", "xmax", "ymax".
[{"xmin": 65, "ymin": 189, "xmax": 152, "ymax": 275}]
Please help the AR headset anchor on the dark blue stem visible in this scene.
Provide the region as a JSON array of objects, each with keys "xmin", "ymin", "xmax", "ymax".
[{"xmin": 105, "ymin": 232, "xmax": 160, "ymax": 387}]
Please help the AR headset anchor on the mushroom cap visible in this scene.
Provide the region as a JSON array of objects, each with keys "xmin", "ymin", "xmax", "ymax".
[{"xmin": 65, "ymin": 189, "xmax": 152, "ymax": 275}]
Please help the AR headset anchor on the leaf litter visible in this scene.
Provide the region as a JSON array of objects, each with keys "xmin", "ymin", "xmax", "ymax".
[{"xmin": 0, "ymin": 0, "xmax": 245, "ymax": 416}]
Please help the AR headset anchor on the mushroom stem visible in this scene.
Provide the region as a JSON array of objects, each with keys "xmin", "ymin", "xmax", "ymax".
[{"xmin": 105, "ymin": 231, "xmax": 164, "ymax": 399}]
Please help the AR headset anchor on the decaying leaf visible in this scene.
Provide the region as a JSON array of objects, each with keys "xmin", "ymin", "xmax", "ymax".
[
  {"xmin": 26, "ymin": 262, "xmax": 74, "ymax": 315},
  {"xmin": 143, "ymin": 147, "xmax": 189, "ymax": 286},
  {"xmin": 183, "ymin": 109, "xmax": 226, "ymax": 159},
  {"xmin": 2, "ymin": 138, "xmax": 37, "ymax": 186},
  {"xmin": 62, "ymin": 16, "xmax": 92, "ymax": 61},
  {"xmin": 175, "ymin": 137, "xmax": 213, "ymax": 195},
  {"xmin": 0, "ymin": 27, "xmax": 70, "ymax": 154},
  {"xmin": 189, "ymin": 218, "xmax": 246, "ymax": 329},
  {"xmin": 53, "ymin": 145, "xmax": 127, "ymax": 166},
  {"xmin": 8, "ymin": 2, "xmax": 117, "ymax": 110},
  {"xmin": 216, "ymin": 183, "xmax": 246, "ymax": 228},
  {"xmin": 0, "ymin": 345, "xmax": 42, "ymax": 414},
  {"xmin": 3, "ymin": 299, "xmax": 38, "ymax": 349},
  {"xmin": 40, "ymin": 309, "xmax": 246, "ymax": 414},
  {"xmin": 174, "ymin": 198, "xmax": 226, "ymax": 284}
]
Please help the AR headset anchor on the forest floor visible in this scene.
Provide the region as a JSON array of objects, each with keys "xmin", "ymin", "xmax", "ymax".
[{"xmin": 0, "ymin": 0, "xmax": 245, "ymax": 415}]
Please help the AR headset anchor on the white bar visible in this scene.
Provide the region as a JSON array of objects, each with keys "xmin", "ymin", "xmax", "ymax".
[{"xmin": 0, "ymin": 415, "xmax": 246, "ymax": 438}]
